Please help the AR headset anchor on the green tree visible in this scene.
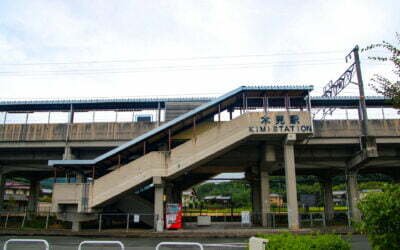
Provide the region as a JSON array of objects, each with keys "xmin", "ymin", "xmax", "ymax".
[
  {"xmin": 358, "ymin": 184, "xmax": 400, "ymax": 249},
  {"xmin": 363, "ymin": 33, "xmax": 400, "ymax": 108},
  {"xmin": 194, "ymin": 181, "xmax": 251, "ymax": 208}
]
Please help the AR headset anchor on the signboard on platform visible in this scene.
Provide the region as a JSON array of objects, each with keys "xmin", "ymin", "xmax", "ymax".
[
  {"xmin": 133, "ymin": 214, "xmax": 140, "ymax": 223},
  {"xmin": 248, "ymin": 112, "xmax": 312, "ymax": 134},
  {"xmin": 241, "ymin": 211, "xmax": 251, "ymax": 226}
]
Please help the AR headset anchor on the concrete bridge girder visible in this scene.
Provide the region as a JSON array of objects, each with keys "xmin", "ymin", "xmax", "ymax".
[{"xmin": 1, "ymin": 118, "xmax": 400, "ymax": 231}]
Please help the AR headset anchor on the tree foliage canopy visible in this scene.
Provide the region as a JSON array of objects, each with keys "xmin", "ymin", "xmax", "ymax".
[
  {"xmin": 358, "ymin": 184, "xmax": 400, "ymax": 250},
  {"xmin": 362, "ymin": 33, "xmax": 400, "ymax": 108}
]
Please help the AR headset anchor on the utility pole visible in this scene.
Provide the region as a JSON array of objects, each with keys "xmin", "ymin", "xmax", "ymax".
[
  {"xmin": 352, "ymin": 45, "xmax": 369, "ymax": 137},
  {"xmin": 347, "ymin": 45, "xmax": 378, "ymax": 158}
]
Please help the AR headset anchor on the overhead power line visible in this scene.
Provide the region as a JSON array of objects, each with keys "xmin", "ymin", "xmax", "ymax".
[
  {"xmin": 0, "ymin": 50, "xmax": 348, "ymax": 66},
  {"xmin": 0, "ymin": 59, "xmax": 387, "ymax": 77}
]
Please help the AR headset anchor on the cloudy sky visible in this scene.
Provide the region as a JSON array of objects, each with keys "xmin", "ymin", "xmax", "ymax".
[{"xmin": 0, "ymin": 0, "xmax": 399, "ymax": 100}]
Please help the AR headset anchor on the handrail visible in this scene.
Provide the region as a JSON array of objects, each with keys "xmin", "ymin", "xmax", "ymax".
[
  {"xmin": 3, "ymin": 239, "xmax": 50, "ymax": 250},
  {"xmin": 156, "ymin": 242, "xmax": 204, "ymax": 250},
  {"xmin": 78, "ymin": 240, "xmax": 125, "ymax": 250},
  {"xmin": 203, "ymin": 243, "xmax": 247, "ymax": 248}
]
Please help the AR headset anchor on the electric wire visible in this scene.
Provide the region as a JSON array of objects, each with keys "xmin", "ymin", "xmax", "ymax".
[
  {"xmin": 0, "ymin": 50, "xmax": 350, "ymax": 66},
  {"xmin": 0, "ymin": 60, "xmax": 387, "ymax": 77}
]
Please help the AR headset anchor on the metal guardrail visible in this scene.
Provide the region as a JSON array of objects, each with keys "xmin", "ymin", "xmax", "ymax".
[
  {"xmin": 3, "ymin": 239, "xmax": 50, "ymax": 250},
  {"xmin": 299, "ymin": 212, "xmax": 326, "ymax": 227},
  {"xmin": 156, "ymin": 242, "xmax": 204, "ymax": 250},
  {"xmin": 203, "ymin": 243, "xmax": 247, "ymax": 249},
  {"xmin": 78, "ymin": 240, "xmax": 125, "ymax": 250},
  {"xmin": 2, "ymin": 239, "xmax": 248, "ymax": 250},
  {"xmin": 0, "ymin": 210, "xmax": 351, "ymax": 231}
]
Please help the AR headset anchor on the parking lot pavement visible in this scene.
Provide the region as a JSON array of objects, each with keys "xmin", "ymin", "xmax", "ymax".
[
  {"xmin": 0, "ymin": 235, "xmax": 370, "ymax": 250},
  {"xmin": 0, "ymin": 236, "xmax": 248, "ymax": 250}
]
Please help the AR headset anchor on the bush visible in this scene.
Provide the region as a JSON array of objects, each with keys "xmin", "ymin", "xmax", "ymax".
[
  {"xmin": 358, "ymin": 184, "xmax": 400, "ymax": 250},
  {"xmin": 258, "ymin": 233, "xmax": 350, "ymax": 250}
]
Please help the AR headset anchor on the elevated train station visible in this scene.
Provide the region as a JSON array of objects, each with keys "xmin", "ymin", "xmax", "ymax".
[{"xmin": 0, "ymin": 85, "xmax": 399, "ymax": 231}]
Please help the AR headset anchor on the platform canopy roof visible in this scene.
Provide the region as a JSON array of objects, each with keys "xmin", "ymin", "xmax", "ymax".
[
  {"xmin": 311, "ymin": 96, "xmax": 392, "ymax": 107},
  {"xmin": 0, "ymin": 85, "xmax": 392, "ymax": 112},
  {"xmin": 0, "ymin": 97, "xmax": 212, "ymax": 112}
]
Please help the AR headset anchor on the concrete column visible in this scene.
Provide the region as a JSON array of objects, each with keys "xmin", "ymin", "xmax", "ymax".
[
  {"xmin": 251, "ymin": 179, "xmax": 261, "ymax": 222},
  {"xmin": 28, "ymin": 180, "xmax": 40, "ymax": 214},
  {"xmin": 153, "ymin": 177, "xmax": 164, "ymax": 232},
  {"xmin": 260, "ymin": 170, "xmax": 270, "ymax": 227},
  {"xmin": 260, "ymin": 144, "xmax": 275, "ymax": 227},
  {"xmin": 320, "ymin": 176, "xmax": 334, "ymax": 224},
  {"xmin": 284, "ymin": 134, "xmax": 299, "ymax": 230},
  {"xmin": 63, "ymin": 146, "xmax": 75, "ymax": 160},
  {"xmin": 347, "ymin": 171, "xmax": 361, "ymax": 222},
  {"xmin": 72, "ymin": 221, "xmax": 81, "ymax": 232},
  {"xmin": 248, "ymin": 167, "xmax": 261, "ymax": 225}
]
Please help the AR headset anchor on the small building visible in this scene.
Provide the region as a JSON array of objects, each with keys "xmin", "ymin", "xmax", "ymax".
[
  {"xmin": 269, "ymin": 193, "xmax": 283, "ymax": 207},
  {"xmin": 3, "ymin": 181, "xmax": 51, "ymax": 212},
  {"xmin": 4, "ymin": 181, "xmax": 30, "ymax": 211},
  {"xmin": 333, "ymin": 189, "xmax": 382, "ymax": 206}
]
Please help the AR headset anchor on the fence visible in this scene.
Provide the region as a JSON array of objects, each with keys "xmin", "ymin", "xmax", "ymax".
[
  {"xmin": 0, "ymin": 211, "xmax": 157, "ymax": 231},
  {"xmin": 97, "ymin": 213, "xmax": 156, "ymax": 232},
  {"xmin": 185, "ymin": 211, "xmax": 351, "ymax": 229},
  {"xmin": 0, "ymin": 209, "xmax": 351, "ymax": 231}
]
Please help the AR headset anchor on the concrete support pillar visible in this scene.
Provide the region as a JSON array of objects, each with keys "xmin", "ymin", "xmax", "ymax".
[
  {"xmin": 63, "ymin": 146, "xmax": 75, "ymax": 160},
  {"xmin": 319, "ymin": 176, "xmax": 334, "ymax": 224},
  {"xmin": 28, "ymin": 180, "xmax": 40, "ymax": 214},
  {"xmin": 260, "ymin": 170, "xmax": 270, "ymax": 227},
  {"xmin": 251, "ymin": 178, "xmax": 261, "ymax": 222},
  {"xmin": 284, "ymin": 134, "xmax": 299, "ymax": 230},
  {"xmin": 347, "ymin": 171, "xmax": 361, "ymax": 223},
  {"xmin": 153, "ymin": 177, "xmax": 164, "ymax": 232},
  {"xmin": 259, "ymin": 144, "xmax": 275, "ymax": 227},
  {"xmin": 0, "ymin": 170, "xmax": 5, "ymax": 212},
  {"xmin": 248, "ymin": 167, "xmax": 261, "ymax": 225},
  {"xmin": 72, "ymin": 221, "xmax": 81, "ymax": 232}
]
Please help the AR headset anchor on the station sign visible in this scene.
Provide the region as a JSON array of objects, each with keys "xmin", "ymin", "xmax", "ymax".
[{"xmin": 248, "ymin": 111, "xmax": 313, "ymax": 134}]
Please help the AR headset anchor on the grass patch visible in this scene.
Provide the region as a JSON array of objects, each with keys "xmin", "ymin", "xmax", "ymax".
[{"xmin": 257, "ymin": 233, "xmax": 350, "ymax": 250}]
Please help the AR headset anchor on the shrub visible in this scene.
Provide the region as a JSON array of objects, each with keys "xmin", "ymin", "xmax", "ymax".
[
  {"xmin": 358, "ymin": 184, "xmax": 400, "ymax": 250},
  {"xmin": 258, "ymin": 233, "xmax": 350, "ymax": 250}
]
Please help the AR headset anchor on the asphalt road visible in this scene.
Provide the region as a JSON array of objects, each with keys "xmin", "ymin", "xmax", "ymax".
[{"xmin": 0, "ymin": 235, "xmax": 371, "ymax": 250}]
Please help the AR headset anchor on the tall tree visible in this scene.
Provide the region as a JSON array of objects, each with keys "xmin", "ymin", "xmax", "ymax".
[{"xmin": 362, "ymin": 33, "xmax": 400, "ymax": 108}]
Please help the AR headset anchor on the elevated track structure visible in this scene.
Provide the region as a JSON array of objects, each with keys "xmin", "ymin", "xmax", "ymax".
[{"xmin": 0, "ymin": 86, "xmax": 399, "ymax": 231}]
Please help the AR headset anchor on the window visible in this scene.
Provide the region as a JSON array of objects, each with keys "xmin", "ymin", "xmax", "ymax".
[{"xmin": 136, "ymin": 115, "xmax": 152, "ymax": 122}]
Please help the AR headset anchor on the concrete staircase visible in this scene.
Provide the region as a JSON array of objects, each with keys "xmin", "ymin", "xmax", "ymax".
[{"xmin": 88, "ymin": 112, "xmax": 269, "ymax": 208}]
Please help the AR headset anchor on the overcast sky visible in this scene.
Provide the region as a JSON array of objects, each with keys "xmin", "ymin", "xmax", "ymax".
[{"xmin": 0, "ymin": 0, "xmax": 399, "ymax": 100}]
